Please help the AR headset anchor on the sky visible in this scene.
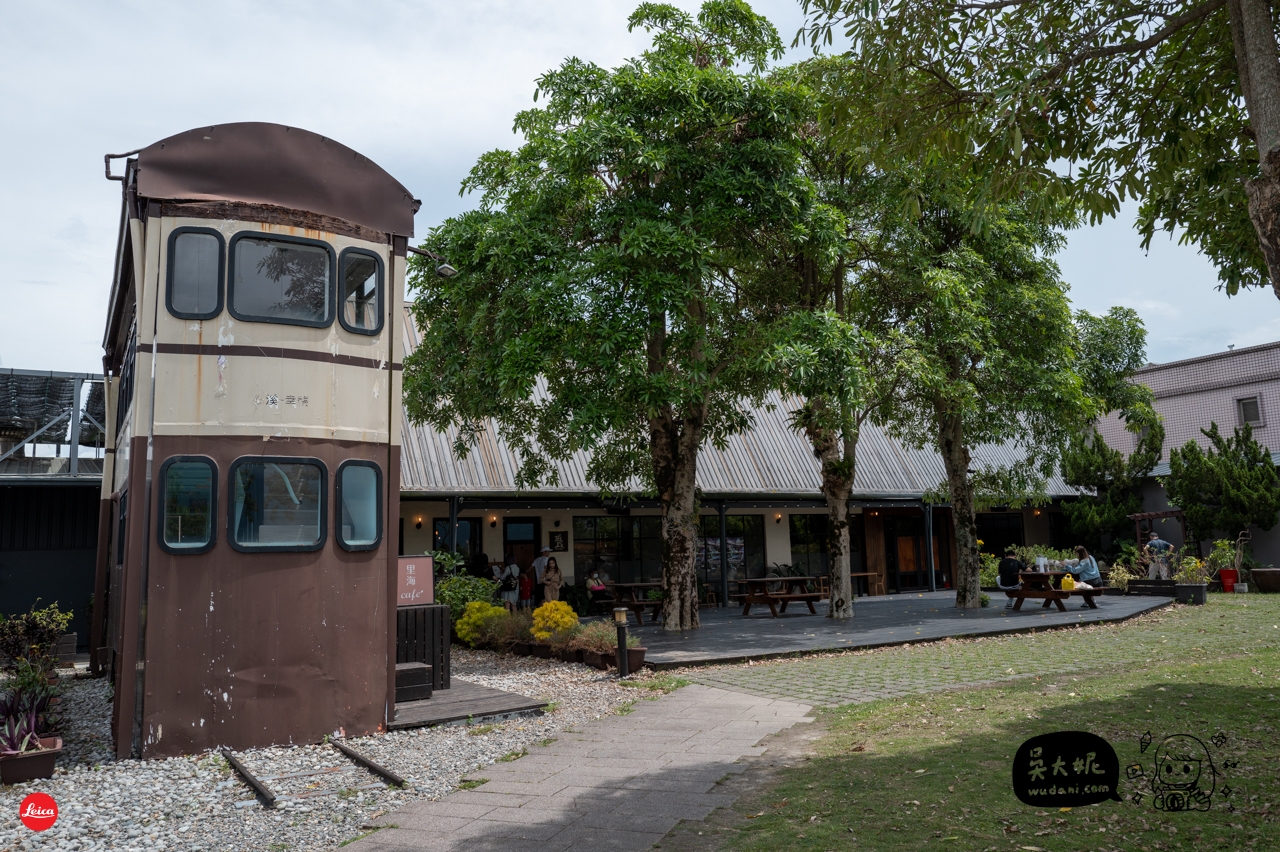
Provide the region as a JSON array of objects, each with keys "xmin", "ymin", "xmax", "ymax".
[{"xmin": 0, "ymin": 0, "xmax": 1271, "ymax": 374}]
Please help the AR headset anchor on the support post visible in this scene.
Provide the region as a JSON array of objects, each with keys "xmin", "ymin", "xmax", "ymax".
[
  {"xmin": 613, "ymin": 608, "xmax": 629, "ymax": 677},
  {"xmin": 924, "ymin": 503, "xmax": 936, "ymax": 593},
  {"xmin": 70, "ymin": 376, "xmax": 83, "ymax": 475},
  {"xmin": 448, "ymin": 496, "xmax": 460, "ymax": 554},
  {"xmin": 718, "ymin": 501, "xmax": 729, "ymax": 608}
]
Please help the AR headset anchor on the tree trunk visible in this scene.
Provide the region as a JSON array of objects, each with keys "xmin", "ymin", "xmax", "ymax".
[
  {"xmin": 1229, "ymin": 0, "xmax": 1280, "ymax": 294},
  {"xmin": 802, "ymin": 402, "xmax": 856, "ymax": 619},
  {"xmin": 938, "ymin": 412, "xmax": 980, "ymax": 609},
  {"xmin": 650, "ymin": 408, "xmax": 703, "ymax": 631}
]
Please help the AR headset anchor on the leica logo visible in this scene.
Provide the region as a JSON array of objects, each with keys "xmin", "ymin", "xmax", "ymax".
[{"xmin": 18, "ymin": 793, "xmax": 58, "ymax": 831}]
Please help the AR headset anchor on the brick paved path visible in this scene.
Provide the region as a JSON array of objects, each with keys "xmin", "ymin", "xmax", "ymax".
[
  {"xmin": 690, "ymin": 596, "xmax": 1271, "ymax": 706},
  {"xmin": 352, "ymin": 685, "xmax": 812, "ymax": 851}
]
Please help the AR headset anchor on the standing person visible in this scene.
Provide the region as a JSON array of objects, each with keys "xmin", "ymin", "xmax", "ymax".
[
  {"xmin": 532, "ymin": 545, "xmax": 552, "ymax": 606},
  {"xmin": 494, "ymin": 553, "xmax": 519, "ymax": 611},
  {"xmin": 542, "ymin": 556, "xmax": 564, "ymax": 602},
  {"xmin": 995, "ymin": 547, "xmax": 1024, "ymax": 609},
  {"xmin": 517, "ymin": 565, "xmax": 535, "ymax": 611},
  {"xmin": 1145, "ymin": 531, "xmax": 1174, "ymax": 580}
]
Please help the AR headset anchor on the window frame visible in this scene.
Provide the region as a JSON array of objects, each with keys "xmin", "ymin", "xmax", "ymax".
[
  {"xmin": 336, "ymin": 248, "xmax": 385, "ymax": 336},
  {"xmin": 226, "ymin": 232, "xmax": 336, "ymax": 329},
  {"xmin": 1238, "ymin": 395, "xmax": 1264, "ymax": 427},
  {"xmin": 335, "ymin": 460, "xmax": 383, "ymax": 552},
  {"xmin": 157, "ymin": 455, "xmax": 218, "ymax": 555},
  {"xmin": 165, "ymin": 227, "xmax": 226, "ymax": 321},
  {"xmin": 227, "ymin": 455, "xmax": 328, "ymax": 553}
]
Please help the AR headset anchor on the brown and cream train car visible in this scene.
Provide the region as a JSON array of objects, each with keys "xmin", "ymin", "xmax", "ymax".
[{"xmin": 91, "ymin": 123, "xmax": 419, "ymax": 758}]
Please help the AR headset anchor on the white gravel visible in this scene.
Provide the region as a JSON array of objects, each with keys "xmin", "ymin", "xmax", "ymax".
[{"xmin": 0, "ymin": 654, "xmax": 652, "ymax": 851}]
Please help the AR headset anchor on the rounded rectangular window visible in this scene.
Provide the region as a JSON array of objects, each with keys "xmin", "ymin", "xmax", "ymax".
[
  {"xmin": 228, "ymin": 233, "xmax": 334, "ymax": 327},
  {"xmin": 166, "ymin": 228, "xmax": 225, "ymax": 320},
  {"xmin": 337, "ymin": 461, "xmax": 382, "ymax": 550},
  {"xmin": 159, "ymin": 457, "xmax": 216, "ymax": 554},
  {"xmin": 229, "ymin": 457, "xmax": 326, "ymax": 551},
  {"xmin": 339, "ymin": 249, "xmax": 384, "ymax": 335}
]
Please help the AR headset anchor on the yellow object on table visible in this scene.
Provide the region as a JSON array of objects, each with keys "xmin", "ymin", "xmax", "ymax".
[{"xmin": 1061, "ymin": 574, "xmax": 1075, "ymax": 590}]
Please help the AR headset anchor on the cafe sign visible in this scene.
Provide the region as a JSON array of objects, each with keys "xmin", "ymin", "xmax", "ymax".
[{"xmin": 397, "ymin": 555, "xmax": 434, "ymax": 607}]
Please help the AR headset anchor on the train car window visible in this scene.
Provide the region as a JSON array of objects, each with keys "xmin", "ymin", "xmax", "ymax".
[
  {"xmin": 336, "ymin": 461, "xmax": 382, "ymax": 550},
  {"xmin": 158, "ymin": 457, "xmax": 217, "ymax": 554},
  {"xmin": 166, "ymin": 228, "xmax": 225, "ymax": 319},
  {"xmin": 229, "ymin": 457, "xmax": 326, "ymax": 552},
  {"xmin": 338, "ymin": 249, "xmax": 384, "ymax": 335},
  {"xmin": 228, "ymin": 234, "xmax": 335, "ymax": 328}
]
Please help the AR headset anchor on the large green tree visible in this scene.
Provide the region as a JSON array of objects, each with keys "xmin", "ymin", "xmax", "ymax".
[
  {"xmin": 1060, "ymin": 308, "xmax": 1165, "ymax": 553},
  {"xmin": 404, "ymin": 1, "xmax": 838, "ymax": 630},
  {"xmin": 855, "ymin": 176, "xmax": 1089, "ymax": 608},
  {"xmin": 799, "ymin": 0, "xmax": 1280, "ymax": 298},
  {"xmin": 1166, "ymin": 422, "xmax": 1280, "ymax": 540}
]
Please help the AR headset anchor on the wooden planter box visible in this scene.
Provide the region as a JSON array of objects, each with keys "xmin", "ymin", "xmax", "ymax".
[
  {"xmin": 1128, "ymin": 580, "xmax": 1177, "ymax": 597},
  {"xmin": 531, "ymin": 643, "xmax": 552, "ymax": 659},
  {"xmin": 581, "ymin": 650, "xmax": 603, "ymax": 669},
  {"xmin": 1176, "ymin": 583, "xmax": 1208, "ymax": 605},
  {"xmin": 396, "ymin": 604, "xmax": 451, "ymax": 691},
  {"xmin": 511, "ymin": 642, "xmax": 531, "ymax": 656},
  {"xmin": 1101, "ymin": 587, "xmax": 1126, "ymax": 596},
  {"xmin": 0, "ymin": 737, "xmax": 62, "ymax": 785}
]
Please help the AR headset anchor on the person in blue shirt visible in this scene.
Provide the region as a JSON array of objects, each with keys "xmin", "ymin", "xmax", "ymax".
[
  {"xmin": 1070, "ymin": 545, "xmax": 1103, "ymax": 605},
  {"xmin": 1145, "ymin": 531, "xmax": 1174, "ymax": 579}
]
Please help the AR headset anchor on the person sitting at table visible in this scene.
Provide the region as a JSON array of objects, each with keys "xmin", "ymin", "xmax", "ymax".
[
  {"xmin": 1069, "ymin": 545, "xmax": 1103, "ymax": 602},
  {"xmin": 586, "ymin": 569, "xmax": 610, "ymax": 602},
  {"xmin": 542, "ymin": 556, "xmax": 564, "ymax": 602},
  {"xmin": 996, "ymin": 547, "xmax": 1024, "ymax": 609}
]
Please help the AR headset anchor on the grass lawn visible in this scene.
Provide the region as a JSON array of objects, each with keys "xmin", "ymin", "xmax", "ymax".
[{"xmin": 723, "ymin": 596, "xmax": 1280, "ymax": 851}]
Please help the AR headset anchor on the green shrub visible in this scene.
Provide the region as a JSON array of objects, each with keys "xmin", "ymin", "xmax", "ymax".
[
  {"xmin": 0, "ymin": 603, "xmax": 73, "ymax": 673},
  {"xmin": 978, "ymin": 553, "xmax": 999, "ymax": 588},
  {"xmin": 437, "ymin": 575, "xmax": 499, "ymax": 623},
  {"xmin": 560, "ymin": 583, "xmax": 591, "ymax": 616},
  {"xmin": 571, "ymin": 620, "xmax": 637, "ymax": 654}
]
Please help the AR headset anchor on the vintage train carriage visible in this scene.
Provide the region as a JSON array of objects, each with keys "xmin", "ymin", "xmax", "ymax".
[{"xmin": 92, "ymin": 123, "xmax": 418, "ymax": 758}]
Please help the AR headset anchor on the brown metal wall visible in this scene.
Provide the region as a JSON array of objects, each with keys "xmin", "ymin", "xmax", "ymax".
[{"xmin": 125, "ymin": 434, "xmax": 390, "ymax": 758}]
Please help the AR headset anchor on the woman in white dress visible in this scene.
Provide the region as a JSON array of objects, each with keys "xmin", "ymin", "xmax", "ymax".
[{"xmin": 493, "ymin": 554, "xmax": 520, "ymax": 611}]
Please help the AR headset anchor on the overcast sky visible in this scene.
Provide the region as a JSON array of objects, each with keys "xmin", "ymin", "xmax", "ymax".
[{"xmin": 0, "ymin": 0, "xmax": 1271, "ymax": 374}]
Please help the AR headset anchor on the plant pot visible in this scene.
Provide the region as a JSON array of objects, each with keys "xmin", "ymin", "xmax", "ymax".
[
  {"xmin": 581, "ymin": 650, "xmax": 601, "ymax": 668},
  {"xmin": 512, "ymin": 642, "xmax": 531, "ymax": 656},
  {"xmin": 626, "ymin": 647, "xmax": 646, "ymax": 672},
  {"xmin": 0, "ymin": 737, "xmax": 62, "ymax": 785},
  {"xmin": 45, "ymin": 673, "xmax": 59, "ymax": 686},
  {"xmin": 1175, "ymin": 583, "xmax": 1208, "ymax": 605},
  {"xmin": 531, "ymin": 643, "xmax": 552, "ymax": 659},
  {"xmin": 1250, "ymin": 568, "xmax": 1280, "ymax": 593}
]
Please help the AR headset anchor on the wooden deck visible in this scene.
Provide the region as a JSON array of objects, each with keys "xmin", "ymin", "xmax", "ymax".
[{"xmin": 390, "ymin": 678, "xmax": 546, "ymax": 730}]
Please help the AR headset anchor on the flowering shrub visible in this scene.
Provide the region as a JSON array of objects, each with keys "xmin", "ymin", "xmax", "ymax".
[
  {"xmin": 531, "ymin": 601, "xmax": 579, "ymax": 642},
  {"xmin": 455, "ymin": 602, "xmax": 508, "ymax": 648}
]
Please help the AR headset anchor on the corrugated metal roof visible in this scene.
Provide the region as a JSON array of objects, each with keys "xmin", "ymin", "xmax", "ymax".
[{"xmin": 399, "ymin": 308, "xmax": 1076, "ymax": 499}]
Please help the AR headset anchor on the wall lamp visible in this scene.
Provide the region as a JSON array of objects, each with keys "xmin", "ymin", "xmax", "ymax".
[
  {"xmin": 406, "ymin": 244, "xmax": 458, "ymax": 278},
  {"xmin": 490, "ymin": 515, "xmax": 498, "ymax": 528},
  {"xmin": 774, "ymin": 513, "xmax": 782, "ymax": 524},
  {"xmin": 415, "ymin": 516, "xmax": 423, "ymax": 529}
]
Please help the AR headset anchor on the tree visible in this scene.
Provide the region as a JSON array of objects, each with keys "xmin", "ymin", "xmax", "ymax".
[
  {"xmin": 799, "ymin": 0, "xmax": 1280, "ymax": 298},
  {"xmin": 855, "ymin": 176, "xmax": 1088, "ymax": 608},
  {"xmin": 1165, "ymin": 422, "xmax": 1280, "ymax": 540},
  {"xmin": 759, "ymin": 60, "xmax": 906, "ymax": 619},
  {"xmin": 1060, "ymin": 308, "xmax": 1165, "ymax": 554},
  {"xmin": 403, "ymin": 1, "xmax": 838, "ymax": 630}
]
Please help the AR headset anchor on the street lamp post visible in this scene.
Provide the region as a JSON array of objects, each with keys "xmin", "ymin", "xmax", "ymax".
[{"xmin": 612, "ymin": 608, "xmax": 629, "ymax": 678}]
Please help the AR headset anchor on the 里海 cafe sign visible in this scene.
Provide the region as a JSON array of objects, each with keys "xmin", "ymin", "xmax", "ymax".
[{"xmin": 397, "ymin": 555, "xmax": 434, "ymax": 606}]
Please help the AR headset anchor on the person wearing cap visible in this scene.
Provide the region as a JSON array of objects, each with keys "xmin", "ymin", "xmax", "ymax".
[
  {"xmin": 1145, "ymin": 531, "xmax": 1173, "ymax": 580},
  {"xmin": 532, "ymin": 545, "xmax": 552, "ymax": 606}
]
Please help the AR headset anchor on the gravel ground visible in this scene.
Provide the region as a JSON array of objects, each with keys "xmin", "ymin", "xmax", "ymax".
[{"xmin": 0, "ymin": 653, "xmax": 647, "ymax": 851}]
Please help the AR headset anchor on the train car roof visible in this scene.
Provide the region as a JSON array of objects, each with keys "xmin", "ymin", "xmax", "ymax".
[{"xmin": 135, "ymin": 122, "xmax": 420, "ymax": 236}]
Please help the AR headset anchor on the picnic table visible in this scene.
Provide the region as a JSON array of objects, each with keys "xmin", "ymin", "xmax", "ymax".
[
  {"xmin": 1004, "ymin": 571, "xmax": 1099, "ymax": 611},
  {"xmin": 608, "ymin": 582, "xmax": 664, "ymax": 623},
  {"xmin": 736, "ymin": 576, "xmax": 824, "ymax": 617}
]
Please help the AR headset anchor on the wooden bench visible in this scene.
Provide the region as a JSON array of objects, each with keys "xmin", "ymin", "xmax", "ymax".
[
  {"xmin": 616, "ymin": 599, "xmax": 663, "ymax": 624},
  {"xmin": 772, "ymin": 592, "xmax": 824, "ymax": 614},
  {"xmin": 1068, "ymin": 588, "xmax": 1101, "ymax": 609},
  {"xmin": 849, "ymin": 572, "xmax": 882, "ymax": 597},
  {"xmin": 1005, "ymin": 588, "xmax": 1071, "ymax": 612}
]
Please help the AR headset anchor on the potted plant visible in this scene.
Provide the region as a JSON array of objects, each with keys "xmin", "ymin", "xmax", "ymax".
[
  {"xmin": 0, "ymin": 705, "xmax": 61, "ymax": 785},
  {"xmin": 1102, "ymin": 562, "xmax": 1135, "ymax": 596},
  {"xmin": 572, "ymin": 621, "xmax": 619, "ymax": 670},
  {"xmin": 531, "ymin": 601, "xmax": 579, "ymax": 660},
  {"xmin": 1174, "ymin": 556, "xmax": 1209, "ymax": 605}
]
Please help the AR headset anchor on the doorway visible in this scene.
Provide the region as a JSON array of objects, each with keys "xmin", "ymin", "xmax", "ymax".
[
  {"xmin": 503, "ymin": 518, "xmax": 541, "ymax": 570},
  {"xmin": 885, "ymin": 515, "xmax": 925, "ymax": 592}
]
